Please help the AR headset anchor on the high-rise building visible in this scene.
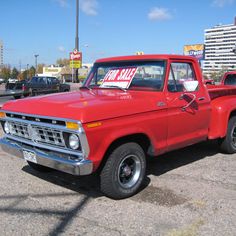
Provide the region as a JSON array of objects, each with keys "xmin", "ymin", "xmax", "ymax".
[
  {"xmin": 0, "ymin": 40, "xmax": 3, "ymax": 66},
  {"xmin": 203, "ymin": 17, "xmax": 236, "ymax": 76}
]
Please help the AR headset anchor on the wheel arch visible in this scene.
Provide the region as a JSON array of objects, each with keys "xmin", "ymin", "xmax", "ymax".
[{"xmin": 96, "ymin": 133, "xmax": 151, "ymax": 174}]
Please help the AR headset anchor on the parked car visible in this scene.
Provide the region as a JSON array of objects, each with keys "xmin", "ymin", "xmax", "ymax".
[
  {"xmin": 1, "ymin": 55, "xmax": 236, "ymax": 199},
  {"xmin": 25, "ymin": 76, "xmax": 70, "ymax": 96},
  {"xmin": 221, "ymin": 71, "xmax": 236, "ymax": 85},
  {"xmin": 0, "ymin": 78, "xmax": 5, "ymax": 84},
  {"xmin": 5, "ymin": 79, "xmax": 28, "ymax": 99}
]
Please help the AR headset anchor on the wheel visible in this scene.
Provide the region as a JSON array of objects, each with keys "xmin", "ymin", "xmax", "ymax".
[
  {"xmin": 219, "ymin": 116, "xmax": 236, "ymax": 154},
  {"xmin": 13, "ymin": 95, "xmax": 21, "ymax": 99},
  {"xmin": 100, "ymin": 142, "xmax": 146, "ymax": 199},
  {"xmin": 27, "ymin": 161, "xmax": 53, "ymax": 173}
]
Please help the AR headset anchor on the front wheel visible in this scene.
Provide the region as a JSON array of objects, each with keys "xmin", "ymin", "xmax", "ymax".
[
  {"xmin": 100, "ymin": 142, "xmax": 146, "ymax": 199},
  {"xmin": 219, "ymin": 116, "xmax": 236, "ymax": 154}
]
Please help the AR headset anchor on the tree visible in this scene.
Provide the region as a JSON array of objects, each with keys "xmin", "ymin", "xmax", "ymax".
[
  {"xmin": 37, "ymin": 63, "xmax": 45, "ymax": 74},
  {"xmin": 0, "ymin": 66, "xmax": 11, "ymax": 80},
  {"xmin": 11, "ymin": 67, "xmax": 19, "ymax": 79},
  {"xmin": 56, "ymin": 58, "xmax": 70, "ymax": 67},
  {"xmin": 28, "ymin": 66, "xmax": 36, "ymax": 78}
]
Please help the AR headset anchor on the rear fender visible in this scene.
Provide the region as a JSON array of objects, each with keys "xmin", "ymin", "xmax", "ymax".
[{"xmin": 208, "ymin": 96, "xmax": 236, "ymax": 139}]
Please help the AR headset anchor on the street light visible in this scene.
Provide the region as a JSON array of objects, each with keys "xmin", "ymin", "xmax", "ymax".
[
  {"xmin": 34, "ymin": 54, "xmax": 39, "ymax": 75},
  {"xmin": 75, "ymin": 0, "xmax": 79, "ymax": 83}
]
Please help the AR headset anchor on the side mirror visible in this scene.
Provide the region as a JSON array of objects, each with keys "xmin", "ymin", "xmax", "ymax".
[{"xmin": 183, "ymin": 80, "xmax": 199, "ymax": 92}]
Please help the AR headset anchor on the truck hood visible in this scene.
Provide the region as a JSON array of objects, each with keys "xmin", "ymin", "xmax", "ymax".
[{"xmin": 2, "ymin": 89, "xmax": 165, "ymax": 123}]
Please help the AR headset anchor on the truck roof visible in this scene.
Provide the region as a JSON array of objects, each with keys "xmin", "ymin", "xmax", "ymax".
[{"xmin": 95, "ymin": 54, "xmax": 198, "ymax": 63}]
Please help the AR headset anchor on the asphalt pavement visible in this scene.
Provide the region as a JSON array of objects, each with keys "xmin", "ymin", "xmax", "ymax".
[{"xmin": 0, "ymin": 130, "xmax": 235, "ymax": 235}]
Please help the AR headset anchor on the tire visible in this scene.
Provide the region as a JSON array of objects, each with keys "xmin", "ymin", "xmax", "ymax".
[
  {"xmin": 13, "ymin": 95, "xmax": 21, "ymax": 99},
  {"xmin": 100, "ymin": 142, "xmax": 146, "ymax": 199},
  {"xmin": 219, "ymin": 116, "xmax": 236, "ymax": 154},
  {"xmin": 27, "ymin": 161, "xmax": 53, "ymax": 173}
]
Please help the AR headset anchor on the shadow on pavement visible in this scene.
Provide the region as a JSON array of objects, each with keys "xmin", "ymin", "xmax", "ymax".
[{"xmin": 22, "ymin": 140, "xmax": 220, "ymax": 199}]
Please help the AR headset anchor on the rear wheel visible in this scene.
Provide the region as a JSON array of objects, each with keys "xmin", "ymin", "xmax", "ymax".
[
  {"xmin": 27, "ymin": 161, "xmax": 53, "ymax": 173},
  {"xmin": 100, "ymin": 142, "xmax": 146, "ymax": 199},
  {"xmin": 219, "ymin": 116, "xmax": 236, "ymax": 154},
  {"xmin": 13, "ymin": 95, "xmax": 21, "ymax": 99}
]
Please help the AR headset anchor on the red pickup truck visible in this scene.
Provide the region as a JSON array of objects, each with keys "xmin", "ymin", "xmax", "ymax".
[{"xmin": 1, "ymin": 54, "xmax": 236, "ymax": 199}]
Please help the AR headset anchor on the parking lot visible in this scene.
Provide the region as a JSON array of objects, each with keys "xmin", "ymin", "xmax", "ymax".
[{"xmin": 0, "ymin": 126, "xmax": 235, "ymax": 236}]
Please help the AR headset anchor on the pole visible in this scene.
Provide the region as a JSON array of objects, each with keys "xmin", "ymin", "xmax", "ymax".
[
  {"xmin": 75, "ymin": 0, "xmax": 79, "ymax": 83},
  {"xmin": 34, "ymin": 54, "xmax": 39, "ymax": 76},
  {"xmin": 26, "ymin": 64, "xmax": 29, "ymax": 79}
]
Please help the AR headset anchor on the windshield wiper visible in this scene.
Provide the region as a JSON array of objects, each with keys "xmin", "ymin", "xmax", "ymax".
[
  {"xmin": 80, "ymin": 86, "xmax": 93, "ymax": 91},
  {"xmin": 101, "ymin": 85, "xmax": 127, "ymax": 92}
]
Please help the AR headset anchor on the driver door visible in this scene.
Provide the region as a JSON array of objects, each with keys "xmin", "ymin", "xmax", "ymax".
[{"xmin": 165, "ymin": 60, "xmax": 211, "ymax": 151}]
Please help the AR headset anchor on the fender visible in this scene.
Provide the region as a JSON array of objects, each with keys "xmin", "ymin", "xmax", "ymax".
[
  {"xmin": 84, "ymin": 110, "xmax": 168, "ymax": 170},
  {"xmin": 208, "ymin": 95, "xmax": 236, "ymax": 139}
]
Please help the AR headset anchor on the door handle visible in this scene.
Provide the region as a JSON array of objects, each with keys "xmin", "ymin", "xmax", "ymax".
[{"xmin": 198, "ymin": 97, "xmax": 205, "ymax": 101}]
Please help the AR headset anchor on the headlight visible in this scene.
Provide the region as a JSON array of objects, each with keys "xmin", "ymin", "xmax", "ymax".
[
  {"xmin": 4, "ymin": 122, "xmax": 10, "ymax": 134},
  {"xmin": 69, "ymin": 134, "xmax": 80, "ymax": 150}
]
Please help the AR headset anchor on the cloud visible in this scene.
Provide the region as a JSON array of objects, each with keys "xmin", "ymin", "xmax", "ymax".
[
  {"xmin": 80, "ymin": 0, "xmax": 98, "ymax": 16},
  {"xmin": 54, "ymin": 0, "xmax": 69, "ymax": 8},
  {"xmin": 58, "ymin": 46, "xmax": 66, "ymax": 52},
  {"xmin": 148, "ymin": 7, "xmax": 172, "ymax": 21},
  {"xmin": 212, "ymin": 0, "xmax": 235, "ymax": 7}
]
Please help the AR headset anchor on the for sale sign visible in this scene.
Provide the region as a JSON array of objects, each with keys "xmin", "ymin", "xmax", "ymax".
[
  {"xmin": 70, "ymin": 50, "xmax": 82, "ymax": 68},
  {"xmin": 100, "ymin": 67, "xmax": 138, "ymax": 89}
]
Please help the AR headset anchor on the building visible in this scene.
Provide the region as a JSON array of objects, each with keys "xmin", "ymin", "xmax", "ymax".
[
  {"xmin": 0, "ymin": 40, "xmax": 3, "ymax": 66},
  {"xmin": 203, "ymin": 17, "xmax": 236, "ymax": 76}
]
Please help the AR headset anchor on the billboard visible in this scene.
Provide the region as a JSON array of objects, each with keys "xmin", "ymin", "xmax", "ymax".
[{"xmin": 184, "ymin": 44, "xmax": 204, "ymax": 60}]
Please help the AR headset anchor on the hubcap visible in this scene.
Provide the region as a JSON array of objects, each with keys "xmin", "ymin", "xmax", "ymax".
[
  {"xmin": 231, "ymin": 125, "xmax": 236, "ymax": 148},
  {"xmin": 118, "ymin": 154, "xmax": 141, "ymax": 189}
]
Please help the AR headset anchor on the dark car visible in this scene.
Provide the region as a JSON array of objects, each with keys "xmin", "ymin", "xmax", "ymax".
[
  {"xmin": 24, "ymin": 76, "xmax": 70, "ymax": 96},
  {"xmin": 221, "ymin": 71, "xmax": 236, "ymax": 85},
  {"xmin": 5, "ymin": 79, "xmax": 29, "ymax": 99}
]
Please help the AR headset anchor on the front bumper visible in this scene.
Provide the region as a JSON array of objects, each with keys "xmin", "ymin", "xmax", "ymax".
[{"xmin": 0, "ymin": 137, "xmax": 93, "ymax": 176}]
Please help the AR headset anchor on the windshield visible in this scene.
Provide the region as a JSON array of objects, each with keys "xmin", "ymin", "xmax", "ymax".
[
  {"xmin": 83, "ymin": 60, "xmax": 166, "ymax": 91},
  {"xmin": 224, "ymin": 74, "xmax": 236, "ymax": 85}
]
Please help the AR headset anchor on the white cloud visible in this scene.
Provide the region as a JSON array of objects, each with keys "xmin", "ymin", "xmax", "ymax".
[
  {"xmin": 212, "ymin": 0, "xmax": 235, "ymax": 7},
  {"xmin": 80, "ymin": 0, "xmax": 98, "ymax": 16},
  {"xmin": 54, "ymin": 0, "xmax": 69, "ymax": 8},
  {"xmin": 58, "ymin": 46, "xmax": 66, "ymax": 52},
  {"xmin": 148, "ymin": 7, "xmax": 172, "ymax": 21}
]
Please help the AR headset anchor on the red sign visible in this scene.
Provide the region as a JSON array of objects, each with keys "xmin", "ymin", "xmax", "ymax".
[
  {"xmin": 101, "ymin": 67, "xmax": 137, "ymax": 89},
  {"xmin": 70, "ymin": 50, "xmax": 82, "ymax": 61}
]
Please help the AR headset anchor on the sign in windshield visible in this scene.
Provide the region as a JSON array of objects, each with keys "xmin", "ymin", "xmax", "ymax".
[{"xmin": 100, "ymin": 67, "xmax": 138, "ymax": 89}]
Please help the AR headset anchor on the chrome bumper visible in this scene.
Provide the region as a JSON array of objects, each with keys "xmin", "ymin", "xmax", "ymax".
[{"xmin": 0, "ymin": 137, "xmax": 93, "ymax": 176}]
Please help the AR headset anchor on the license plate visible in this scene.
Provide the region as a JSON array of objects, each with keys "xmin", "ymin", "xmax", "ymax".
[{"xmin": 23, "ymin": 150, "xmax": 37, "ymax": 163}]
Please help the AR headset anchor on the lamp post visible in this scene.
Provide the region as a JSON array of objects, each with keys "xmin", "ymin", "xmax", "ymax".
[
  {"xmin": 75, "ymin": 0, "xmax": 79, "ymax": 83},
  {"xmin": 34, "ymin": 54, "xmax": 39, "ymax": 75},
  {"xmin": 26, "ymin": 63, "xmax": 29, "ymax": 79}
]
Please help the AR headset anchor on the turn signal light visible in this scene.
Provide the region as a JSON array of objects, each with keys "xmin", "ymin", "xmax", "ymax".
[
  {"xmin": 0, "ymin": 112, "xmax": 6, "ymax": 118},
  {"xmin": 66, "ymin": 121, "xmax": 79, "ymax": 130}
]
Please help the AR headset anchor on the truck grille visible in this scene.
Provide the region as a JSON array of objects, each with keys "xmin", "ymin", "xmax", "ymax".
[{"xmin": 8, "ymin": 121, "xmax": 65, "ymax": 148}]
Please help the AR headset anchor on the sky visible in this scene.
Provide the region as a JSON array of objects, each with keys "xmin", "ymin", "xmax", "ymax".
[{"xmin": 0, "ymin": 0, "xmax": 236, "ymax": 69}]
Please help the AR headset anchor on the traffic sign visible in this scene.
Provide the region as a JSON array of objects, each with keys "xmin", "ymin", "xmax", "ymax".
[{"xmin": 70, "ymin": 60, "xmax": 81, "ymax": 69}]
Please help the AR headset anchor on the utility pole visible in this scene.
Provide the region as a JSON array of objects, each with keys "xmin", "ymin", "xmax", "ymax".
[
  {"xmin": 75, "ymin": 0, "xmax": 79, "ymax": 83},
  {"xmin": 34, "ymin": 54, "xmax": 39, "ymax": 75}
]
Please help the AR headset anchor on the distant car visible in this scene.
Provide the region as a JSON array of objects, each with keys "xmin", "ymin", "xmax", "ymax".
[
  {"xmin": 25, "ymin": 76, "xmax": 70, "ymax": 96},
  {"xmin": 5, "ymin": 79, "xmax": 29, "ymax": 99},
  {"xmin": 221, "ymin": 71, "xmax": 236, "ymax": 85},
  {"xmin": 203, "ymin": 78, "xmax": 215, "ymax": 85},
  {"xmin": 0, "ymin": 78, "xmax": 5, "ymax": 84}
]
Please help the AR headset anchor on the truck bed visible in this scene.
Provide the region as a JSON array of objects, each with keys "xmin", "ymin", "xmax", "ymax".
[{"xmin": 207, "ymin": 84, "xmax": 236, "ymax": 100}]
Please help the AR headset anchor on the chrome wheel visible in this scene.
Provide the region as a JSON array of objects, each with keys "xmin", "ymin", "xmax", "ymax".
[
  {"xmin": 118, "ymin": 154, "xmax": 141, "ymax": 189},
  {"xmin": 231, "ymin": 125, "xmax": 236, "ymax": 148}
]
